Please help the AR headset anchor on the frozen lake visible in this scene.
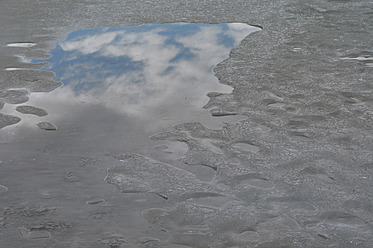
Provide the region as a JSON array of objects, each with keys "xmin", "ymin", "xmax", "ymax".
[{"xmin": 0, "ymin": 0, "xmax": 372, "ymax": 247}]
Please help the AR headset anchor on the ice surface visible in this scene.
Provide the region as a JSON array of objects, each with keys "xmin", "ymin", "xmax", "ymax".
[
  {"xmin": 0, "ymin": 184, "xmax": 8, "ymax": 192},
  {"xmin": 16, "ymin": 105, "xmax": 48, "ymax": 117},
  {"xmin": 0, "ymin": 113, "xmax": 21, "ymax": 129},
  {"xmin": 36, "ymin": 121, "xmax": 57, "ymax": 130},
  {"xmin": 1, "ymin": 1, "xmax": 373, "ymax": 247},
  {"xmin": 143, "ymin": 201, "xmax": 258, "ymax": 247},
  {"xmin": 105, "ymin": 153, "xmax": 227, "ymax": 200},
  {"xmin": 0, "ymin": 89, "xmax": 29, "ymax": 104}
]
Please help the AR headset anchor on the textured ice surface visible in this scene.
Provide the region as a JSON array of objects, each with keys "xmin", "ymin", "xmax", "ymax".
[
  {"xmin": 105, "ymin": 154, "xmax": 227, "ymax": 200},
  {"xmin": 18, "ymin": 228, "xmax": 51, "ymax": 239},
  {"xmin": 0, "ymin": 89, "xmax": 29, "ymax": 104},
  {"xmin": 16, "ymin": 105, "xmax": 48, "ymax": 117},
  {"xmin": 36, "ymin": 121, "xmax": 57, "ymax": 130},
  {"xmin": 0, "ymin": 70, "xmax": 63, "ymax": 92},
  {"xmin": 0, "ymin": 113, "xmax": 21, "ymax": 129},
  {"xmin": 143, "ymin": 201, "xmax": 258, "ymax": 247}
]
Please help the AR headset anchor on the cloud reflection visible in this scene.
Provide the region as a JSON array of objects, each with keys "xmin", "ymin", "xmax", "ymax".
[{"xmin": 40, "ymin": 23, "xmax": 260, "ymax": 129}]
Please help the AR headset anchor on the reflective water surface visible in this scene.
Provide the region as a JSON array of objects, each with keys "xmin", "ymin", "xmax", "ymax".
[{"xmin": 30, "ymin": 23, "xmax": 259, "ymax": 131}]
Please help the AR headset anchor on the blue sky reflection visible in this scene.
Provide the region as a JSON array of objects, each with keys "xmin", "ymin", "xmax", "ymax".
[{"xmin": 38, "ymin": 23, "xmax": 260, "ymax": 129}]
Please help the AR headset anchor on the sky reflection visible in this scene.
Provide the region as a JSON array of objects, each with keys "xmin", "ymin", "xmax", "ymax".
[{"xmin": 36, "ymin": 23, "xmax": 260, "ymax": 130}]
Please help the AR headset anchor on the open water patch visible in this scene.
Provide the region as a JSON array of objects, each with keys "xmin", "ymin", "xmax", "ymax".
[
  {"xmin": 1, "ymin": 23, "xmax": 260, "ymax": 131},
  {"xmin": 32, "ymin": 23, "xmax": 260, "ymax": 130}
]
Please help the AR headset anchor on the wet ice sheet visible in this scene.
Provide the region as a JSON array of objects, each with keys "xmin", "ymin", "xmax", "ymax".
[{"xmin": 1, "ymin": 0, "xmax": 373, "ymax": 247}]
